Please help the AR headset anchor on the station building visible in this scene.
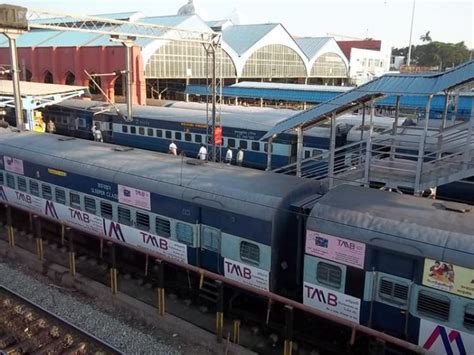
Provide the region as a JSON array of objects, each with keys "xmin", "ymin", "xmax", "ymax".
[{"xmin": 0, "ymin": 2, "xmax": 390, "ymax": 106}]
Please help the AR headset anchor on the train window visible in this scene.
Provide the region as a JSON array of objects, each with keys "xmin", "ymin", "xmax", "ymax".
[
  {"xmin": 147, "ymin": 128, "xmax": 154, "ymax": 137},
  {"xmin": 118, "ymin": 206, "xmax": 132, "ymax": 226},
  {"xmin": 175, "ymin": 132, "xmax": 182, "ymax": 141},
  {"xmin": 240, "ymin": 241, "xmax": 260, "ymax": 265},
  {"xmin": 78, "ymin": 118, "xmax": 86, "ymax": 128},
  {"xmin": 41, "ymin": 184, "xmax": 53, "ymax": 200},
  {"xmin": 251, "ymin": 142, "xmax": 260, "ymax": 151},
  {"xmin": 240, "ymin": 140, "xmax": 248, "ymax": 150},
  {"xmin": 185, "ymin": 133, "xmax": 192, "ymax": 142},
  {"xmin": 201, "ymin": 226, "xmax": 220, "ymax": 252},
  {"xmin": 122, "ymin": 125, "xmax": 128, "ymax": 133},
  {"xmin": 6, "ymin": 174, "xmax": 15, "ymax": 189},
  {"xmin": 130, "ymin": 126, "xmax": 136, "ymax": 134},
  {"xmin": 176, "ymin": 222, "xmax": 194, "ymax": 246},
  {"xmin": 30, "ymin": 180, "xmax": 39, "ymax": 196},
  {"xmin": 136, "ymin": 211, "xmax": 150, "ymax": 231},
  {"xmin": 55, "ymin": 188, "xmax": 66, "ymax": 204},
  {"xmin": 304, "ymin": 150, "xmax": 311, "ymax": 159},
  {"xmin": 194, "ymin": 135, "xmax": 202, "ymax": 143},
  {"xmin": 156, "ymin": 129, "xmax": 163, "ymax": 138},
  {"xmin": 0, "ymin": 172, "xmax": 3, "ymax": 185},
  {"xmin": 464, "ymin": 305, "xmax": 474, "ymax": 329},
  {"xmin": 84, "ymin": 197, "xmax": 96, "ymax": 214},
  {"xmin": 417, "ymin": 290, "xmax": 450, "ymax": 321},
  {"xmin": 155, "ymin": 217, "xmax": 171, "ymax": 238},
  {"xmin": 165, "ymin": 131, "xmax": 172, "ymax": 139},
  {"xmin": 264, "ymin": 143, "xmax": 268, "ymax": 153},
  {"xmin": 17, "ymin": 177, "xmax": 27, "ymax": 192},
  {"xmin": 228, "ymin": 139, "xmax": 236, "ymax": 148},
  {"xmin": 316, "ymin": 262, "xmax": 342, "ymax": 288},
  {"xmin": 138, "ymin": 127, "xmax": 145, "ymax": 135},
  {"xmin": 70, "ymin": 192, "xmax": 81, "ymax": 209},
  {"xmin": 100, "ymin": 201, "xmax": 113, "ymax": 219},
  {"xmin": 378, "ymin": 277, "xmax": 409, "ymax": 305}
]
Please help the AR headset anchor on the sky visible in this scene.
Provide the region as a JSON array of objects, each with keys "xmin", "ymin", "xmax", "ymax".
[{"xmin": 9, "ymin": 0, "xmax": 474, "ymax": 49}]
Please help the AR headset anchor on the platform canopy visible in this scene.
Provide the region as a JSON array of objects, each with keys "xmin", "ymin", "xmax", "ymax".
[
  {"xmin": 0, "ymin": 80, "xmax": 89, "ymax": 130},
  {"xmin": 261, "ymin": 60, "xmax": 474, "ymax": 140}
]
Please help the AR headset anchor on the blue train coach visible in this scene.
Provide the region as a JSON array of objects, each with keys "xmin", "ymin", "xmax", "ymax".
[{"xmin": 303, "ymin": 185, "xmax": 474, "ymax": 354}]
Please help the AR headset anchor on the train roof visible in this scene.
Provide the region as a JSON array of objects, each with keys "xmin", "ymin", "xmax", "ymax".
[
  {"xmin": 0, "ymin": 129, "xmax": 324, "ymax": 222},
  {"xmin": 307, "ymin": 184, "xmax": 474, "ymax": 268}
]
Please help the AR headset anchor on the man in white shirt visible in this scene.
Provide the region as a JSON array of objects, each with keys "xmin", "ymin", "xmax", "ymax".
[
  {"xmin": 168, "ymin": 141, "xmax": 178, "ymax": 155},
  {"xmin": 198, "ymin": 144, "xmax": 207, "ymax": 161},
  {"xmin": 225, "ymin": 146, "xmax": 233, "ymax": 165},
  {"xmin": 236, "ymin": 147, "xmax": 244, "ymax": 166}
]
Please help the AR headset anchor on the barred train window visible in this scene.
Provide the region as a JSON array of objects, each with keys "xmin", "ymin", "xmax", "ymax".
[
  {"xmin": 176, "ymin": 222, "xmax": 193, "ymax": 246},
  {"xmin": 118, "ymin": 206, "xmax": 132, "ymax": 226},
  {"xmin": 155, "ymin": 217, "xmax": 171, "ymax": 238},
  {"xmin": 317, "ymin": 262, "xmax": 342, "ymax": 288},
  {"xmin": 194, "ymin": 135, "xmax": 202, "ymax": 143},
  {"xmin": 240, "ymin": 241, "xmax": 260, "ymax": 265},
  {"xmin": 136, "ymin": 212, "xmax": 150, "ymax": 231},
  {"xmin": 156, "ymin": 129, "xmax": 163, "ymax": 138},
  {"xmin": 70, "ymin": 192, "xmax": 81, "ymax": 209},
  {"xmin": 100, "ymin": 201, "xmax": 113, "ymax": 219},
  {"xmin": 378, "ymin": 277, "xmax": 409, "ymax": 305},
  {"xmin": 130, "ymin": 126, "xmax": 136, "ymax": 134},
  {"xmin": 0, "ymin": 172, "xmax": 3, "ymax": 185},
  {"xmin": 17, "ymin": 177, "xmax": 27, "ymax": 192},
  {"xmin": 122, "ymin": 125, "xmax": 128, "ymax": 133},
  {"xmin": 84, "ymin": 197, "xmax": 96, "ymax": 214},
  {"xmin": 147, "ymin": 128, "xmax": 154, "ymax": 137},
  {"xmin": 42, "ymin": 184, "xmax": 52, "ymax": 200},
  {"xmin": 55, "ymin": 188, "xmax": 66, "ymax": 204},
  {"xmin": 417, "ymin": 290, "xmax": 450, "ymax": 321},
  {"xmin": 6, "ymin": 174, "xmax": 15, "ymax": 189},
  {"xmin": 464, "ymin": 304, "xmax": 474, "ymax": 330},
  {"xmin": 201, "ymin": 227, "xmax": 220, "ymax": 252},
  {"xmin": 30, "ymin": 180, "xmax": 39, "ymax": 196},
  {"xmin": 138, "ymin": 127, "xmax": 145, "ymax": 135}
]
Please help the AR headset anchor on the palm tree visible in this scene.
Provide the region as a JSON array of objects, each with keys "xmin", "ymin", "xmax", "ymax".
[{"xmin": 420, "ymin": 31, "xmax": 432, "ymax": 43}]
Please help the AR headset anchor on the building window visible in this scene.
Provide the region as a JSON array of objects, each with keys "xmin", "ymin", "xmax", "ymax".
[
  {"xmin": 17, "ymin": 177, "xmax": 27, "ymax": 192},
  {"xmin": 378, "ymin": 277, "xmax": 409, "ymax": 305},
  {"xmin": 240, "ymin": 241, "xmax": 260, "ymax": 265},
  {"xmin": 122, "ymin": 125, "xmax": 128, "ymax": 133},
  {"xmin": 136, "ymin": 211, "xmax": 150, "ymax": 231},
  {"xmin": 55, "ymin": 188, "xmax": 66, "ymax": 204},
  {"xmin": 201, "ymin": 226, "xmax": 220, "ymax": 252},
  {"xmin": 176, "ymin": 222, "xmax": 193, "ymax": 246},
  {"xmin": 6, "ymin": 174, "xmax": 15, "ymax": 189},
  {"xmin": 316, "ymin": 262, "xmax": 342, "ymax": 288},
  {"xmin": 70, "ymin": 192, "xmax": 81, "ymax": 209},
  {"xmin": 84, "ymin": 196, "xmax": 96, "ymax": 214},
  {"xmin": 30, "ymin": 180, "xmax": 39, "ymax": 196},
  {"xmin": 118, "ymin": 206, "xmax": 132, "ymax": 225},
  {"xmin": 155, "ymin": 217, "xmax": 171, "ymax": 238},
  {"xmin": 417, "ymin": 290, "xmax": 450, "ymax": 321},
  {"xmin": 100, "ymin": 201, "xmax": 113, "ymax": 219}
]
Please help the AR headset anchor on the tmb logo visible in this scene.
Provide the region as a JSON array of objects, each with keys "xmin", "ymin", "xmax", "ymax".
[{"xmin": 423, "ymin": 325, "xmax": 466, "ymax": 355}]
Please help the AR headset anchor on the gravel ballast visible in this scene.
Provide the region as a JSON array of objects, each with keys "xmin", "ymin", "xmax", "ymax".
[{"xmin": 0, "ymin": 261, "xmax": 181, "ymax": 354}]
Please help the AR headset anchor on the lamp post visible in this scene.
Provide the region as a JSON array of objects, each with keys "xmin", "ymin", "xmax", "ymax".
[{"xmin": 406, "ymin": 0, "xmax": 416, "ymax": 66}]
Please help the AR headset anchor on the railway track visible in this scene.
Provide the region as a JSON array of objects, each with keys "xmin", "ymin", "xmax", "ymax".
[{"xmin": 0, "ymin": 286, "xmax": 122, "ymax": 355}]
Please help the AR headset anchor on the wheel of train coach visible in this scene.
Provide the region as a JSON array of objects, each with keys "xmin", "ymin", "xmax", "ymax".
[{"xmin": 0, "ymin": 128, "xmax": 472, "ymax": 354}]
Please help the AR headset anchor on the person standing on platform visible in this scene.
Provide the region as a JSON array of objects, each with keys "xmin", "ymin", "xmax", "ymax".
[
  {"xmin": 198, "ymin": 144, "xmax": 208, "ymax": 161},
  {"xmin": 46, "ymin": 119, "xmax": 56, "ymax": 134},
  {"xmin": 225, "ymin": 145, "xmax": 233, "ymax": 165},
  {"xmin": 93, "ymin": 126, "xmax": 103, "ymax": 142},
  {"xmin": 168, "ymin": 141, "xmax": 178, "ymax": 155},
  {"xmin": 236, "ymin": 147, "xmax": 244, "ymax": 166}
]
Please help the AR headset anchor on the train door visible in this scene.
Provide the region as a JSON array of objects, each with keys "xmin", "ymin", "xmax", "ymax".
[
  {"xmin": 289, "ymin": 137, "xmax": 298, "ymax": 164},
  {"xmin": 199, "ymin": 225, "xmax": 221, "ymax": 273}
]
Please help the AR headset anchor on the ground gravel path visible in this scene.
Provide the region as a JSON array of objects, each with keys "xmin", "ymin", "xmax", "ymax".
[{"xmin": 0, "ymin": 262, "xmax": 181, "ymax": 354}]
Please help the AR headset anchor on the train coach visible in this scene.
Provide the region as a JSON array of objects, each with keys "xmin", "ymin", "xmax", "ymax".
[
  {"xmin": 303, "ymin": 184, "xmax": 474, "ymax": 354},
  {"xmin": 0, "ymin": 128, "xmax": 324, "ymax": 295}
]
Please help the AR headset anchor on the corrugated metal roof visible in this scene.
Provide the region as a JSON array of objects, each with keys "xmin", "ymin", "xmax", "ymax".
[
  {"xmin": 261, "ymin": 60, "xmax": 474, "ymax": 140},
  {"xmin": 91, "ymin": 12, "xmax": 142, "ymax": 20},
  {"xmin": 222, "ymin": 23, "xmax": 279, "ymax": 56},
  {"xmin": 294, "ymin": 37, "xmax": 332, "ymax": 60},
  {"xmin": 0, "ymin": 81, "xmax": 87, "ymax": 97},
  {"xmin": 231, "ymin": 81, "xmax": 352, "ymax": 92}
]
